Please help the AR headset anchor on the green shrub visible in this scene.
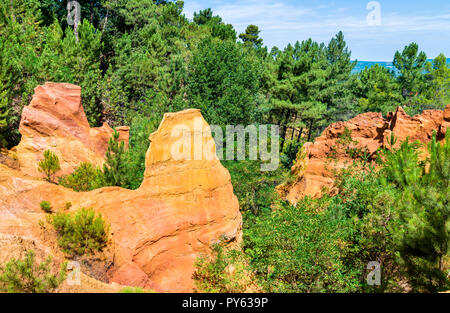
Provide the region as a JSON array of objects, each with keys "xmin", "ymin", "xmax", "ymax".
[
  {"xmin": 0, "ymin": 250, "xmax": 66, "ymax": 293},
  {"xmin": 193, "ymin": 242, "xmax": 256, "ymax": 293},
  {"xmin": 50, "ymin": 208, "xmax": 109, "ymax": 256},
  {"xmin": 119, "ymin": 287, "xmax": 153, "ymax": 293},
  {"xmin": 37, "ymin": 150, "xmax": 61, "ymax": 183},
  {"xmin": 244, "ymin": 200, "xmax": 361, "ymax": 293},
  {"xmin": 223, "ymin": 159, "xmax": 288, "ymax": 216},
  {"xmin": 122, "ymin": 115, "xmax": 159, "ymax": 190},
  {"xmin": 103, "ymin": 130, "xmax": 128, "ymax": 187},
  {"xmin": 280, "ymin": 138, "xmax": 303, "ymax": 169},
  {"xmin": 382, "ymin": 132, "xmax": 450, "ymax": 292},
  {"xmin": 59, "ymin": 162, "xmax": 106, "ymax": 192},
  {"xmin": 39, "ymin": 201, "xmax": 52, "ymax": 213}
]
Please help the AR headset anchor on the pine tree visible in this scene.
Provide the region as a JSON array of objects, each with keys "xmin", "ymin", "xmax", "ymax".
[
  {"xmin": 103, "ymin": 130, "xmax": 128, "ymax": 187},
  {"xmin": 0, "ymin": 250, "xmax": 66, "ymax": 293},
  {"xmin": 354, "ymin": 64, "xmax": 402, "ymax": 114},
  {"xmin": 239, "ymin": 25, "xmax": 263, "ymax": 48},
  {"xmin": 424, "ymin": 53, "xmax": 450, "ymax": 109},
  {"xmin": 187, "ymin": 38, "xmax": 261, "ymax": 127},
  {"xmin": 393, "ymin": 43, "xmax": 428, "ymax": 103},
  {"xmin": 386, "ymin": 132, "xmax": 450, "ymax": 292},
  {"xmin": 193, "ymin": 8, "xmax": 213, "ymax": 25},
  {"xmin": 0, "ymin": 86, "xmax": 9, "ymax": 148},
  {"xmin": 322, "ymin": 31, "xmax": 356, "ymax": 123},
  {"xmin": 37, "ymin": 150, "xmax": 61, "ymax": 183},
  {"xmin": 268, "ymin": 39, "xmax": 330, "ymax": 147}
]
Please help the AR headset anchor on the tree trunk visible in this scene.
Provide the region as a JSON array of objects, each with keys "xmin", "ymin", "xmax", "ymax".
[
  {"xmin": 102, "ymin": 8, "xmax": 109, "ymax": 32},
  {"xmin": 280, "ymin": 110, "xmax": 291, "ymax": 149},
  {"xmin": 90, "ymin": 3, "xmax": 94, "ymax": 25},
  {"xmin": 296, "ymin": 128, "xmax": 303, "ymax": 143},
  {"xmin": 74, "ymin": 19, "xmax": 79, "ymax": 42}
]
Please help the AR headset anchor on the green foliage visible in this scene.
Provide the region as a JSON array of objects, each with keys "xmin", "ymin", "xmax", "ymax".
[
  {"xmin": 423, "ymin": 53, "xmax": 450, "ymax": 110},
  {"xmin": 37, "ymin": 150, "xmax": 61, "ymax": 183},
  {"xmin": 187, "ymin": 38, "xmax": 262, "ymax": 127},
  {"xmin": 0, "ymin": 0, "xmax": 43, "ymax": 146},
  {"xmin": 103, "ymin": 130, "xmax": 127, "ymax": 187},
  {"xmin": 280, "ymin": 138, "xmax": 303, "ymax": 169},
  {"xmin": 239, "ymin": 25, "xmax": 263, "ymax": 48},
  {"xmin": 0, "ymin": 250, "xmax": 66, "ymax": 293},
  {"xmin": 382, "ymin": 132, "xmax": 450, "ymax": 292},
  {"xmin": 193, "ymin": 242, "xmax": 255, "ymax": 293},
  {"xmin": 50, "ymin": 208, "xmax": 109, "ymax": 256},
  {"xmin": 353, "ymin": 64, "xmax": 402, "ymax": 114},
  {"xmin": 59, "ymin": 162, "xmax": 106, "ymax": 192},
  {"xmin": 0, "ymin": 84, "xmax": 8, "ymax": 148},
  {"xmin": 60, "ymin": 119, "xmax": 159, "ymax": 191},
  {"xmin": 122, "ymin": 115, "xmax": 159, "ymax": 190},
  {"xmin": 266, "ymin": 32, "xmax": 355, "ymax": 150},
  {"xmin": 244, "ymin": 200, "xmax": 361, "ymax": 293},
  {"xmin": 1, "ymin": 0, "xmax": 449, "ymax": 293},
  {"xmin": 119, "ymin": 287, "xmax": 153, "ymax": 293},
  {"xmin": 40, "ymin": 201, "xmax": 52, "ymax": 214},
  {"xmin": 223, "ymin": 159, "xmax": 288, "ymax": 216},
  {"xmin": 393, "ymin": 43, "xmax": 428, "ymax": 105}
]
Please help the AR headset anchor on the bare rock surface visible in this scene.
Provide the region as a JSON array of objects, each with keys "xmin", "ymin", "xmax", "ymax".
[
  {"xmin": 279, "ymin": 105, "xmax": 450, "ymax": 204},
  {"xmin": 16, "ymin": 82, "xmax": 129, "ymax": 178},
  {"xmin": 0, "ymin": 83, "xmax": 242, "ymax": 293}
]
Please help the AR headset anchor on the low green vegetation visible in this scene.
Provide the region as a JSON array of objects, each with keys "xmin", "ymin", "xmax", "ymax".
[
  {"xmin": 1, "ymin": 0, "xmax": 449, "ymax": 294},
  {"xmin": 119, "ymin": 287, "xmax": 153, "ymax": 293},
  {"xmin": 0, "ymin": 250, "xmax": 66, "ymax": 293},
  {"xmin": 223, "ymin": 159, "xmax": 289, "ymax": 216},
  {"xmin": 0, "ymin": 82, "xmax": 8, "ymax": 149},
  {"xmin": 37, "ymin": 150, "xmax": 61, "ymax": 183},
  {"xmin": 49, "ymin": 208, "xmax": 109, "ymax": 257},
  {"xmin": 193, "ymin": 242, "xmax": 256, "ymax": 293},
  {"xmin": 59, "ymin": 162, "xmax": 106, "ymax": 192},
  {"xmin": 195, "ymin": 131, "xmax": 450, "ymax": 293},
  {"xmin": 39, "ymin": 201, "xmax": 52, "ymax": 214},
  {"xmin": 59, "ymin": 118, "xmax": 158, "ymax": 191},
  {"xmin": 103, "ymin": 130, "xmax": 128, "ymax": 187}
]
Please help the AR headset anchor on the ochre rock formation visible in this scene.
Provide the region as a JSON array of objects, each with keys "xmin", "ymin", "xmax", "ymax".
[
  {"xmin": 0, "ymin": 83, "xmax": 242, "ymax": 292},
  {"xmin": 16, "ymin": 82, "xmax": 129, "ymax": 178},
  {"xmin": 279, "ymin": 105, "xmax": 450, "ymax": 204}
]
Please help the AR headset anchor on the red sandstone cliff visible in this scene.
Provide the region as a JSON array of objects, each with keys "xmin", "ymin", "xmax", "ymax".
[
  {"xmin": 0, "ymin": 83, "xmax": 242, "ymax": 292},
  {"xmin": 16, "ymin": 82, "xmax": 129, "ymax": 178},
  {"xmin": 278, "ymin": 105, "xmax": 450, "ymax": 204}
]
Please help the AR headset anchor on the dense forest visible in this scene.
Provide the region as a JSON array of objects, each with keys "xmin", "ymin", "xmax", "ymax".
[{"xmin": 0, "ymin": 0, "xmax": 449, "ymax": 293}]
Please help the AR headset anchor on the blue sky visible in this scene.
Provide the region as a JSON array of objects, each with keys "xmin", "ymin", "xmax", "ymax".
[{"xmin": 182, "ymin": 0, "xmax": 450, "ymax": 61}]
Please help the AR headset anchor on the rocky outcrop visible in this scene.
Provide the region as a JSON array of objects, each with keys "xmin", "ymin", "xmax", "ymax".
[
  {"xmin": 0, "ymin": 83, "xmax": 242, "ymax": 292},
  {"xmin": 16, "ymin": 82, "xmax": 129, "ymax": 178},
  {"xmin": 279, "ymin": 105, "xmax": 450, "ymax": 204}
]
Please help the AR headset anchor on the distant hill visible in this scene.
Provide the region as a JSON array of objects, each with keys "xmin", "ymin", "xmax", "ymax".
[{"xmin": 352, "ymin": 59, "xmax": 450, "ymax": 74}]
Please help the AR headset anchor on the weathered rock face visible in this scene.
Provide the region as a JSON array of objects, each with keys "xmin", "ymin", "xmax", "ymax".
[
  {"xmin": 0, "ymin": 84, "xmax": 242, "ymax": 292},
  {"xmin": 279, "ymin": 105, "xmax": 450, "ymax": 204},
  {"xmin": 16, "ymin": 82, "xmax": 129, "ymax": 178}
]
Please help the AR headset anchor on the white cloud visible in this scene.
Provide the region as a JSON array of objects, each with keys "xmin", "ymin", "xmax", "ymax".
[{"xmin": 181, "ymin": 0, "xmax": 450, "ymax": 60}]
